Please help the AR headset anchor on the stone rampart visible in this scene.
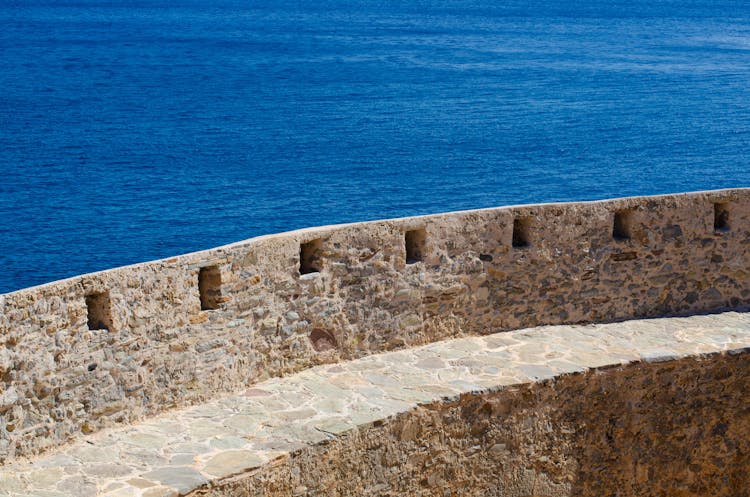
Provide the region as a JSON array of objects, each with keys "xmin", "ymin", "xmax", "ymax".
[
  {"xmin": 2, "ymin": 312, "xmax": 749, "ymax": 497},
  {"xmin": 217, "ymin": 350, "xmax": 750, "ymax": 497},
  {"xmin": 1, "ymin": 188, "xmax": 749, "ymax": 462}
]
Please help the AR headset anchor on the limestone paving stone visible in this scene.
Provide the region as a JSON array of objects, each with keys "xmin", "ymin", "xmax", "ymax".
[
  {"xmin": 0, "ymin": 311, "xmax": 749, "ymax": 496},
  {"xmin": 139, "ymin": 468, "xmax": 206, "ymax": 495},
  {"xmin": 201, "ymin": 450, "xmax": 266, "ymax": 479}
]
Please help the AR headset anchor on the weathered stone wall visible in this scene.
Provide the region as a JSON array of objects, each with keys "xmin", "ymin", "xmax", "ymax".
[
  {"xmin": 1, "ymin": 188, "xmax": 749, "ymax": 462},
  {"xmin": 200, "ymin": 351, "xmax": 750, "ymax": 497}
]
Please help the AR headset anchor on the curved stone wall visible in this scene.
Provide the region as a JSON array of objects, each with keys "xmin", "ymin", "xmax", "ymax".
[
  {"xmin": 208, "ymin": 351, "xmax": 750, "ymax": 497},
  {"xmin": 0, "ymin": 188, "xmax": 749, "ymax": 462}
]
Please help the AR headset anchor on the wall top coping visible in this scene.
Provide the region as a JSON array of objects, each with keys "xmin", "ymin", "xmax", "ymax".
[{"xmin": 3, "ymin": 187, "xmax": 748, "ymax": 298}]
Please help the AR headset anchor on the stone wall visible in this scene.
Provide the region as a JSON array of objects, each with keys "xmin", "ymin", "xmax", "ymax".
[
  {"xmin": 1, "ymin": 188, "xmax": 749, "ymax": 462},
  {"xmin": 200, "ymin": 351, "xmax": 750, "ymax": 497}
]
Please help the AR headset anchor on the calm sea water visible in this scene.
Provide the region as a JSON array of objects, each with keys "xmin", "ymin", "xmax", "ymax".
[{"xmin": 1, "ymin": 0, "xmax": 749, "ymax": 293}]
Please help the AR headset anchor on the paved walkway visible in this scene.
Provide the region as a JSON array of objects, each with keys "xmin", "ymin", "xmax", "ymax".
[{"xmin": 1, "ymin": 312, "xmax": 750, "ymax": 497}]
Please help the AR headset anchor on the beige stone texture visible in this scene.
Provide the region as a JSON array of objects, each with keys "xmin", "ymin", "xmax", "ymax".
[
  {"xmin": 0, "ymin": 188, "xmax": 748, "ymax": 463},
  {"xmin": 1, "ymin": 311, "xmax": 748, "ymax": 497},
  {"xmin": 210, "ymin": 352, "xmax": 749, "ymax": 497}
]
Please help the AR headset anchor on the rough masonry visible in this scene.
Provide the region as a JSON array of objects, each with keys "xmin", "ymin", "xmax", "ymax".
[
  {"xmin": 0, "ymin": 189, "xmax": 748, "ymax": 463},
  {"xmin": 0, "ymin": 312, "xmax": 748, "ymax": 497}
]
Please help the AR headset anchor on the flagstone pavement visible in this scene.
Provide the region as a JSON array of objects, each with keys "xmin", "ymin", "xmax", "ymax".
[{"xmin": 1, "ymin": 311, "xmax": 749, "ymax": 497}]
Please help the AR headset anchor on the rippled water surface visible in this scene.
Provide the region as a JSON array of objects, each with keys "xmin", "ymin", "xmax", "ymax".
[{"xmin": 1, "ymin": 0, "xmax": 750, "ymax": 292}]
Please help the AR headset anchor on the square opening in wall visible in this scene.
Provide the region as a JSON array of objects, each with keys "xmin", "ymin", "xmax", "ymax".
[
  {"xmin": 86, "ymin": 291, "xmax": 113, "ymax": 331},
  {"xmin": 714, "ymin": 202, "xmax": 730, "ymax": 232},
  {"xmin": 300, "ymin": 239, "xmax": 322, "ymax": 275},
  {"xmin": 199, "ymin": 265, "xmax": 222, "ymax": 310},
  {"xmin": 405, "ymin": 228, "xmax": 426, "ymax": 264},
  {"xmin": 512, "ymin": 217, "xmax": 531, "ymax": 248},
  {"xmin": 613, "ymin": 209, "xmax": 633, "ymax": 241}
]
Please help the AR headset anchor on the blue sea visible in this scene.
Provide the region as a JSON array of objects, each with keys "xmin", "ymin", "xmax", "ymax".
[{"xmin": 1, "ymin": 0, "xmax": 749, "ymax": 293}]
